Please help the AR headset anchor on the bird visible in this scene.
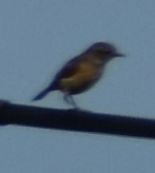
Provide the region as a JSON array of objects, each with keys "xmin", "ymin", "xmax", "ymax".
[{"xmin": 32, "ymin": 42, "xmax": 125, "ymax": 108}]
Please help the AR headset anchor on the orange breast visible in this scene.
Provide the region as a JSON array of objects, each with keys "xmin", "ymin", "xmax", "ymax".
[{"xmin": 59, "ymin": 62, "xmax": 102, "ymax": 94}]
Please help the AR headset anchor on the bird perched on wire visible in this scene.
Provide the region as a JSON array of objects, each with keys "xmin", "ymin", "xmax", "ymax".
[{"xmin": 32, "ymin": 42, "xmax": 125, "ymax": 108}]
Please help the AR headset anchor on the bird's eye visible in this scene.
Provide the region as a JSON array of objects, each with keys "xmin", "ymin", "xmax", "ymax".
[
  {"xmin": 96, "ymin": 49, "xmax": 104, "ymax": 53},
  {"xmin": 104, "ymin": 50, "xmax": 112, "ymax": 54}
]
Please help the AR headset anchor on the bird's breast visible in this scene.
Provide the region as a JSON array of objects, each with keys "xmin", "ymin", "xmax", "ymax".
[{"xmin": 59, "ymin": 62, "xmax": 103, "ymax": 94}]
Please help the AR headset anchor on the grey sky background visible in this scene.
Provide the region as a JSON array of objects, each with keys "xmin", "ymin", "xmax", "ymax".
[{"xmin": 0, "ymin": 0, "xmax": 155, "ymax": 172}]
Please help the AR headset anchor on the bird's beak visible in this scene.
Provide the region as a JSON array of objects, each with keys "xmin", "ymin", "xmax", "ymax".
[{"xmin": 114, "ymin": 52, "xmax": 126, "ymax": 57}]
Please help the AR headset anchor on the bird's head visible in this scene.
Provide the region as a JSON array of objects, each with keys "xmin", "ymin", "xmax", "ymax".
[{"xmin": 87, "ymin": 42, "xmax": 125, "ymax": 60}]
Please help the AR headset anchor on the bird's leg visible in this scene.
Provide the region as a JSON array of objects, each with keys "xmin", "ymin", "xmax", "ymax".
[
  {"xmin": 69, "ymin": 95, "xmax": 78, "ymax": 109},
  {"xmin": 63, "ymin": 93, "xmax": 79, "ymax": 110}
]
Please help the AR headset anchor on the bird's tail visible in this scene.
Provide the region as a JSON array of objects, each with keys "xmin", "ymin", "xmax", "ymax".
[{"xmin": 32, "ymin": 85, "xmax": 56, "ymax": 101}]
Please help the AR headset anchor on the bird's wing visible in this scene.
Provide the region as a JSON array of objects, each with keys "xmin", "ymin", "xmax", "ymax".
[
  {"xmin": 54, "ymin": 56, "xmax": 82, "ymax": 81},
  {"xmin": 43, "ymin": 56, "xmax": 83, "ymax": 90}
]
